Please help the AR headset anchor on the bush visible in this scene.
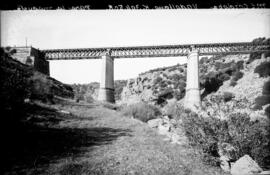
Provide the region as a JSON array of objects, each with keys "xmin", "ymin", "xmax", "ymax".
[
  {"xmin": 263, "ymin": 80, "xmax": 270, "ymax": 95},
  {"xmin": 232, "ymin": 71, "xmax": 244, "ymax": 81},
  {"xmin": 162, "ymin": 100, "xmax": 178, "ymax": 118},
  {"xmin": 153, "ymin": 77, "xmax": 162, "ymax": 85},
  {"xmin": 179, "ymin": 109, "xmax": 270, "ymax": 167},
  {"xmin": 0, "ymin": 54, "xmax": 32, "ymax": 112},
  {"xmin": 236, "ymin": 60, "xmax": 244, "ymax": 70},
  {"xmin": 28, "ymin": 72, "xmax": 54, "ymax": 103},
  {"xmin": 219, "ymin": 73, "xmax": 230, "ymax": 81},
  {"xmin": 254, "ymin": 95, "xmax": 270, "ymax": 109},
  {"xmin": 156, "ymin": 88, "xmax": 174, "ymax": 105},
  {"xmin": 228, "ymin": 113, "xmax": 270, "ymax": 167},
  {"xmin": 122, "ymin": 102, "xmax": 161, "ymax": 122},
  {"xmin": 254, "ymin": 62, "xmax": 270, "ymax": 77},
  {"xmin": 247, "ymin": 52, "xmax": 261, "ymax": 64},
  {"xmin": 247, "ymin": 37, "xmax": 270, "ymax": 63},
  {"xmin": 180, "ymin": 110, "xmax": 226, "ymax": 163},
  {"xmin": 223, "ymin": 92, "xmax": 235, "ymax": 102},
  {"xmin": 85, "ymin": 94, "xmax": 94, "ymax": 103},
  {"xmin": 253, "ymin": 80, "xmax": 270, "ymax": 110},
  {"xmin": 230, "ymin": 80, "xmax": 237, "ymax": 87},
  {"xmin": 265, "ymin": 105, "xmax": 270, "ymax": 119},
  {"xmin": 203, "ymin": 72, "xmax": 223, "ymax": 93}
]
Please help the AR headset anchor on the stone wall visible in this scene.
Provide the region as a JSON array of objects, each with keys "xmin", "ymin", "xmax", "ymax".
[{"xmin": 11, "ymin": 47, "xmax": 50, "ymax": 75}]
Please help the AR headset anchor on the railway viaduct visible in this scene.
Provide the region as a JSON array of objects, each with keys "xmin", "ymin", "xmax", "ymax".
[{"xmin": 11, "ymin": 42, "xmax": 270, "ymax": 110}]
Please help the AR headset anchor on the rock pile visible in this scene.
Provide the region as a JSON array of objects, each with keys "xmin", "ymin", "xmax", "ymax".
[{"xmin": 147, "ymin": 116, "xmax": 187, "ymax": 145}]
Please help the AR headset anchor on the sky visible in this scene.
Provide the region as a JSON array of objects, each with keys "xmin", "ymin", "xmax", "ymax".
[{"xmin": 1, "ymin": 9, "xmax": 270, "ymax": 84}]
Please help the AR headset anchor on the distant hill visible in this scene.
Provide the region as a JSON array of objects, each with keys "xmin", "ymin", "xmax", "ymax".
[{"xmin": 70, "ymin": 80, "xmax": 127, "ymax": 103}]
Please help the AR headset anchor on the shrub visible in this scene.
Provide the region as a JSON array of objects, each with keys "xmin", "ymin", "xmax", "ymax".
[
  {"xmin": 156, "ymin": 88, "xmax": 174, "ymax": 105},
  {"xmin": 179, "ymin": 109, "xmax": 270, "ymax": 167},
  {"xmin": 223, "ymin": 92, "xmax": 235, "ymax": 102},
  {"xmin": 0, "ymin": 55, "xmax": 32, "ymax": 112},
  {"xmin": 254, "ymin": 95, "xmax": 270, "ymax": 109},
  {"xmin": 173, "ymin": 90, "xmax": 184, "ymax": 101},
  {"xmin": 122, "ymin": 102, "xmax": 161, "ymax": 122},
  {"xmin": 230, "ymin": 80, "xmax": 237, "ymax": 87},
  {"xmin": 162, "ymin": 100, "xmax": 178, "ymax": 118},
  {"xmin": 180, "ymin": 110, "xmax": 226, "ymax": 163},
  {"xmin": 85, "ymin": 94, "xmax": 94, "ymax": 103},
  {"xmin": 247, "ymin": 52, "xmax": 261, "ymax": 64},
  {"xmin": 153, "ymin": 77, "xmax": 162, "ymax": 85},
  {"xmin": 263, "ymin": 80, "xmax": 270, "ymax": 95},
  {"xmin": 253, "ymin": 80, "xmax": 270, "ymax": 110},
  {"xmin": 232, "ymin": 71, "xmax": 244, "ymax": 81},
  {"xmin": 203, "ymin": 72, "xmax": 223, "ymax": 93},
  {"xmin": 219, "ymin": 73, "xmax": 230, "ymax": 81},
  {"xmin": 199, "ymin": 57, "xmax": 209, "ymax": 64},
  {"xmin": 228, "ymin": 113, "xmax": 270, "ymax": 167},
  {"xmin": 28, "ymin": 72, "xmax": 54, "ymax": 103},
  {"xmin": 236, "ymin": 60, "xmax": 244, "ymax": 70},
  {"xmin": 254, "ymin": 62, "xmax": 270, "ymax": 77},
  {"xmin": 265, "ymin": 105, "xmax": 270, "ymax": 119}
]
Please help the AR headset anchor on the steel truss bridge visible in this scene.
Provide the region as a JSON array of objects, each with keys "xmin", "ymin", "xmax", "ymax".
[{"xmin": 42, "ymin": 42, "xmax": 270, "ymax": 60}]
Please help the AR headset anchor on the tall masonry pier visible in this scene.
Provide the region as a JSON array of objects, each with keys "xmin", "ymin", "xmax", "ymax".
[
  {"xmin": 184, "ymin": 47, "xmax": 201, "ymax": 110},
  {"xmin": 98, "ymin": 50, "xmax": 115, "ymax": 103}
]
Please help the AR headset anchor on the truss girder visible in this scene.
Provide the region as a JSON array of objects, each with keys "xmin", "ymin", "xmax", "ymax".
[{"xmin": 42, "ymin": 42, "xmax": 270, "ymax": 60}]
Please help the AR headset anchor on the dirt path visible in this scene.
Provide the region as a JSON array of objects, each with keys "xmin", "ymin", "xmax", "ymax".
[{"xmin": 4, "ymin": 100, "xmax": 228, "ymax": 175}]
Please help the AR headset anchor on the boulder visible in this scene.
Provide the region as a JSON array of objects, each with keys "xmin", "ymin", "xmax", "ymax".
[
  {"xmin": 158, "ymin": 123, "xmax": 171, "ymax": 135},
  {"xmin": 169, "ymin": 132, "xmax": 181, "ymax": 144},
  {"xmin": 219, "ymin": 156, "xmax": 231, "ymax": 172},
  {"xmin": 58, "ymin": 110, "xmax": 71, "ymax": 115},
  {"xmin": 231, "ymin": 155, "xmax": 263, "ymax": 175},
  {"xmin": 147, "ymin": 118, "xmax": 162, "ymax": 128}
]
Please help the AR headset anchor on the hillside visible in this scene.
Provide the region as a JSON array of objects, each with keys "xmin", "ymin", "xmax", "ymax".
[
  {"xmin": 71, "ymin": 80, "xmax": 127, "ymax": 102},
  {"xmin": 0, "ymin": 47, "xmax": 74, "ymax": 126}
]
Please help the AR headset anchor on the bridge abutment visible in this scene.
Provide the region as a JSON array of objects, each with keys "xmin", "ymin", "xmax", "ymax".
[
  {"xmin": 184, "ymin": 49, "xmax": 201, "ymax": 111},
  {"xmin": 98, "ymin": 52, "xmax": 115, "ymax": 103}
]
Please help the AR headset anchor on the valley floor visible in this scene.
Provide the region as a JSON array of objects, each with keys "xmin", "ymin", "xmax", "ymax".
[{"xmin": 3, "ymin": 99, "xmax": 229, "ymax": 175}]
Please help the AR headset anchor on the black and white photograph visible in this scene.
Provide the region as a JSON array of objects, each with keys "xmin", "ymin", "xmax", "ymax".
[{"xmin": 1, "ymin": 8, "xmax": 270, "ymax": 175}]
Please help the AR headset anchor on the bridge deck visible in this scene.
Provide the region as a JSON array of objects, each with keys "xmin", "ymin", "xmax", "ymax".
[{"xmin": 42, "ymin": 42, "xmax": 270, "ymax": 60}]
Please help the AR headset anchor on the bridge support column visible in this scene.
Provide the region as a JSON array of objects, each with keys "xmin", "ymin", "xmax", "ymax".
[
  {"xmin": 98, "ymin": 53, "xmax": 115, "ymax": 103},
  {"xmin": 184, "ymin": 49, "xmax": 201, "ymax": 111}
]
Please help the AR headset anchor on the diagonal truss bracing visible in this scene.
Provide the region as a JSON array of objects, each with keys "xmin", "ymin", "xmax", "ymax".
[{"xmin": 42, "ymin": 42, "xmax": 270, "ymax": 60}]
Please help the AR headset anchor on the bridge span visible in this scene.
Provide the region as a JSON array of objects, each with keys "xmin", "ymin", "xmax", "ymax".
[
  {"xmin": 41, "ymin": 42, "xmax": 270, "ymax": 110},
  {"xmin": 42, "ymin": 42, "xmax": 269, "ymax": 60},
  {"xmin": 13, "ymin": 42, "xmax": 269, "ymax": 111}
]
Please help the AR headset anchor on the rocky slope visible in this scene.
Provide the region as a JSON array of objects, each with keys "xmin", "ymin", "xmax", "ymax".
[{"xmin": 120, "ymin": 44, "xmax": 270, "ymax": 119}]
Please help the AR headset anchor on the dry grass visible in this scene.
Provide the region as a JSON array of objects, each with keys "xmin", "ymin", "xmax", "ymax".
[{"xmin": 4, "ymin": 98, "xmax": 229, "ymax": 175}]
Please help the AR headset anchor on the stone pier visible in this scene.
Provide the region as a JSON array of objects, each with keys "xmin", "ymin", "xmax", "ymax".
[
  {"xmin": 98, "ymin": 52, "xmax": 115, "ymax": 103},
  {"xmin": 261, "ymin": 52, "xmax": 266, "ymax": 60},
  {"xmin": 184, "ymin": 48, "xmax": 201, "ymax": 111}
]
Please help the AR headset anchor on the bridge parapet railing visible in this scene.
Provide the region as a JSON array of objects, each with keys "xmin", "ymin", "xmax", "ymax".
[{"xmin": 42, "ymin": 42, "xmax": 270, "ymax": 60}]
